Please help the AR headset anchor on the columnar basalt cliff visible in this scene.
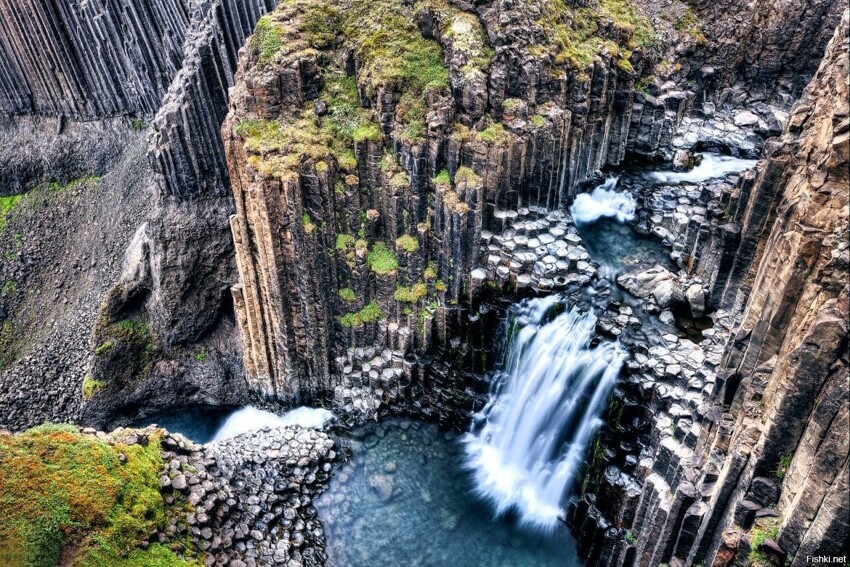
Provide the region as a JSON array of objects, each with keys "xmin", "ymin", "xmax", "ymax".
[
  {"xmin": 0, "ymin": 0, "xmax": 847, "ymax": 564},
  {"xmin": 221, "ymin": 0, "xmax": 702, "ymax": 404},
  {"xmin": 573, "ymin": 11, "xmax": 848, "ymax": 566}
]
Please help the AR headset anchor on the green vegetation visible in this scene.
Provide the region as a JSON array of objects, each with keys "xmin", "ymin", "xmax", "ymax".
[
  {"xmin": 395, "ymin": 234, "xmax": 419, "ymax": 253},
  {"xmin": 530, "ymin": 114, "xmax": 547, "ymax": 128},
  {"xmin": 82, "ymin": 375, "xmax": 107, "ymax": 398},
  {"xmin": 1, "ymin": 279, "xmax": 17, "ymax": 295},
  {"xmin": 749, "ymin": 522, "xmax": 780, "ymax": 566},
  {"xmin": 94, "ymin": 341, "xmax": 114, "ymax": 356},
  {"xmin": 302, "ymin": 212, "xmax": 315, "ymax": 234},
  {"xmin": 335, "ymin": 234, "xmax": 355, "ymax": 251},
  {"xmin": 775, "ymin": 454, "xmax": 793, "ymax": 480},
  {"xmin": 394, "ymin": 282, "xmax": 428, "ymax": 303},
  {"xmin": 476, "ymin": 122, "xmax": 511, "ymax": 146},
  {"xmin": 346, "ymin": 2, "xmax": 449, "ymax": 98},
  {"xmin": 339, "ymin": 300, "xmax": 383, "ymax": 327},
  {"xmin": 674, "ymin": 7, "xmax": 707, "ymax": 44},
  {"xmin": 434, "ymin": 279, "xmax": 448, "ymax": 292},
  {"xmin": 253, "ymin": 15, "xmax": 283, "ymax": 65},
  {"xmin": 625, "ymin": 531, "xmax": 636, "ymax": 544},
  {"xmin": 454, "ymin": 166, "xmax": 480, "ymax": 186},
  {"xmin": 432, "ymin": 169, "xmax": 451, "ymax": 187},
  {"xmin": 192, "ymin": 348, "xmax": 207, "ymax": 362},
  {"xmin": 535, "ymin": 0, "xmax": 654, "ymax": 70},
  {"xmin": 0, "ymin": 424, "xmax": 200, "ymax": 566},
  {"xmin": 424, "ymin": 261, "xmax": 438, "ymax": 281},
  {"xmin": 338, "ymin": 287, "xmax": 356, "ymax": 302},
  {"xmin": 367, "ymin": 242, "xmax": 398, "ymax": 275},
  {"xmin": 352, "ymin": 123, "xmax": 384, "ymax": 143},
  {"xmin": 130, "ymin": 118, "xmax": 147, "ymax": 132}
]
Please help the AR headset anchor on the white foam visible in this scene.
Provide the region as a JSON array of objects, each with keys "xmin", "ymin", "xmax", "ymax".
[
  {"xmin": 211, "ymin": 405, "xmax": 335, "ymax": 442},
  {"xmin": 646, "ymin": 153, "xmax": 758, "ymax": 184},
  {"xmin": 463, "ymin": 296, "xmax": 624, "ymax": 530},
  {"xmin": 570, "ymin": 178, "xmax": 636, "ymax": 225}
]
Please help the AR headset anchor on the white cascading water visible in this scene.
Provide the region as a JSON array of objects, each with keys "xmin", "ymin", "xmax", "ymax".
[
  {"xmin": 211, "ymin": 405, "xmax": 335, "ymax": 441},
  {"xmin": 646, "ymin": 153, "xmax": 758, "ymax": 184},
  {"xmin": 570, "ymin": 177, "xmax": 636, "ymax": 224},
  {"xmin": 463, "ymin": 296, "xmax": 625, "ymax": 530}
]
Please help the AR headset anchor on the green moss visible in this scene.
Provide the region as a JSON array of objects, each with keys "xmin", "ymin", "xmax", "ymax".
[
  {"xmin": 389, "ymin": 171, "xmax": 410, "ymax": 190},
  {"xmin": 674, "ymin": 7, "xmax": 707, "ymax": 44},
  {"xmin": 432, "ymin": 169, "xmax": 451, "ymax": 187},
  {"xmin": 434, "ymin": 279, "xmax": 448, "ymax": 292},
  {"xmin": 0, "ymin": 195, "xmax": 23, "ymax": 232},
  {"xmin": 301, "ymin": 3, "xmax": 342, "ymax": 49},
  {"xmin": 395, "ymin": 234, "xmax": 419, "ymax": 253},
  {"xmin": 394, "ymin": 282, "xmax": 428, "ymax": 303},
  {"xmin": 94, "ymin": 341, "xmax": 114, "ymax": 356},
  {"xmin": 534, "ymin": 0, "xmax": 654, "ymax": 70},
  {"xmin": 352, "ymin": 123, "xmax": 384, "ymax": 143},
  {"xmin": 338, "ymin": 288, "xmax": 356, "ymax": 302},
  {"xmin": 476, "ymin": 122, "xmax": 511, "ymax": 146},
  {"xmin": 192, "ymin": 348, "xmax": 207, "ymax": 362},
  {"xmin": 775, "ymin": 454, "xmax": 792, "ymax": 480},
  {"xmin": 253, "ymin": 15, "xmax": 283, "ymax": 65},
  {"xmin": 0, "ymin": 426, "xmax": 199, "ymax": 566},
  {"xmin": 339, "ymin": 300, "xmax": 384, "ymax": 327},
  {"xmin": 454, "ymin": 166, "xmax": 480, "ymax": 185},
  {"xmin": 749, "ymin": 522, "xmax": 780, "ymax": 566},
  {"xmin": 367, "ymin": 242, "xmax": 398, "ymax": 275},
  {"xmin": 424, "ymin": 261, "xmax": 438, "ymax": 281},
  {"xmin": 617, "ymin": 57, "xmax": 634, "ymax": 73},
  {"xmin": 347, "ymin": 3, "xmax": 449, "ymax": 98},
  {"xmin": 82, "ymin": 375, "xmax": 107, "ymax": 398},
  {"xmin": 1, "ymin": 279, "xmax": 17, "ymax": 295},
  {"xmin": 335, "ymin": 234, "xmax": 355, "ymax": 251},
  {"xmin": 302, "ymin": 212, "xmax": 315, "ymax": 234},
  {"xmin": 530, "ymin": 114, "xmax": 547, "ymax": 128}
]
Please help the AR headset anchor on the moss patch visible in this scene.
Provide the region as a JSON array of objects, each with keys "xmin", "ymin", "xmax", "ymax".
[
  {"xmin": 394, "ymin": 282, "xmax": 428, "ymax": 303},
  {"xmin": 339, "ymin": 300, "xmax": 384, "ymax": 327},
  {"xmin": 82, "ymin": 375, "xmax": 107, "ymax": 398},
  {"xmin": 367, "ymin": 242, "xmax": 398, "ymax": 275},
  {"xmin": 395, "ymin": 234, "xmax": 419, "ymax": 253},
  {"xmin": 338, "ymin": 288, "xmax": 356, "ymax": 302},
  {"xmin": 534, "ymin": 0, "xmax": 654, "ymax": 70},
  {"xmin": 253, "ymin": 15, "xmax": 283, "ymax": 66},
  {"xmin": 0, "ymin": 425, "xmax": 200, "ymax": 566}
]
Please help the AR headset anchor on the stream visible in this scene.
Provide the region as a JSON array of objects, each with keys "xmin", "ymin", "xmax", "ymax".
[{"xmin": 139, "ymin": 152, "xmax": 756, "ymax": 567}]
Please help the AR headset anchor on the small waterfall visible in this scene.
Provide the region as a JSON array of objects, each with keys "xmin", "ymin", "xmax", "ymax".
[
  {"xmin": 646, "ymin": 153, "xmax": 758, "ymax": 184},
  {"xmin": 570, "ymin": 178, "xmax": 636, "ymax": 224},
  {"xmin": 211, "ymin": 406, "xmax": 335, "ymax": 442},
  {"xmin": 463, "ymin": 296, "xmax": 625, "ymax": 530}
]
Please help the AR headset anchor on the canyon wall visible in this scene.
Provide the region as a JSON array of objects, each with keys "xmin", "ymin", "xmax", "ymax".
[
  {"xmin": 221, "ymin": 0, "xmax": 707, "ymax": 406},
  {"xmin": 581, "ymin": 11, "xmax": 848, "ymax": 566}
]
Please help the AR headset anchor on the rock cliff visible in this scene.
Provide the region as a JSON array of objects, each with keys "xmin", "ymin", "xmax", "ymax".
[
  {"xmin": 0, "ymin": 0, "xmax": 846, "ymax": 565},
  {"xmin": 578, "ymin": 11, "xmax": 848, "ymax": 566}
]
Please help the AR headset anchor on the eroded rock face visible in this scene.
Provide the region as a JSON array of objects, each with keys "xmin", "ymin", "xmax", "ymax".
[
  {"xmin": 222, "ymin": 0, "xmax": 721, "ymax": 404},
  {"xmin": 593, "ymin": 11, "xmax": 849, "ymax": 566}
]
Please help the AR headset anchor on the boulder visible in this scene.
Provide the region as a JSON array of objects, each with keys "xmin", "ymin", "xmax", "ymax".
[
  {"xmin": 653, "ymin": 280, "xmax": 686, "ymax": 309},
  {"xmin": 617, "ymin": 266, "xmax": 676, "ymax": 299},
  {"xmin": 686, "ymin": 284, "xmax": 706, "ymax": 317}
]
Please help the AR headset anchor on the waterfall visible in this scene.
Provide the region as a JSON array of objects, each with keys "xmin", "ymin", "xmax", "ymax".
[
  {"xmin": 211, "ymin": 406, "xmax": 335, "ymax": 441},
  {"xmin": 570, "ymin": 178, "xmax": 636, "ymax": 224},
  {"xmin": 646, "ymin": 153, "xmax": 758, "ymax": 184},
  {"xmin": 463, "ymin": 296, "xmax": 625, "ymax": 530}
]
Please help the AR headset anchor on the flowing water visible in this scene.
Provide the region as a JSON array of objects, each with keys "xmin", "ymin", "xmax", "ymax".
[
  {"xmin": 137, "ymin": 405, "xmax": 335, "ymax": 444},
  {"xmin": 570, "ymin": 177, "xmax": 636, "ymax": 224},
  {"xmin": 315, "ymin": 419, "xmax": 582, "ymax": 567},
  {"xmin": 644, "ymin": 153, "xmax": 758, "ymax": 184},
  {"xmin": 462, "ymin": 296, "xmax": 625, "ymax": 530}
]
